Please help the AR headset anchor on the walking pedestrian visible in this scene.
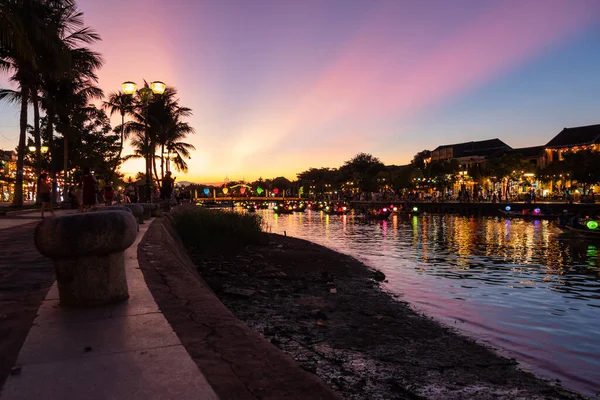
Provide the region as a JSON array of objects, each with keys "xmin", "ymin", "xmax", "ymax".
[
  {"xmin": 103, "ymin": 176, "xmax": 114, "ymax": 206},
  {"xmin": 38, "ymin": 173, "xmax": 55, "ymax": 219},
  {"xmin": 125, "ymin": 179, "xmax": 138, "ymax": 203},
  {"xmin": 81, "ymin": 167, "xmax": 97, "ymax": 211},
  {"xmin": 160, "ymin": 171, "xmax": 175, "ymax": 200}
]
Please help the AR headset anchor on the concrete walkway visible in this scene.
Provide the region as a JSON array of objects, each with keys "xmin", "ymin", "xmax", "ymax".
[
  {"xmin": 0, "ymin": 220, "xmax": 218, "ymax": 400},
  {"xmin": 0, "ymin": 209, "xmax": 76, "ymax": 231}
]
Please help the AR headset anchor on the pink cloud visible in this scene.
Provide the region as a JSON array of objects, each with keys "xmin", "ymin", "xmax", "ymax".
[{"xmin": 284, "ymin": 1, "xmax": 600, "ymax": 134}]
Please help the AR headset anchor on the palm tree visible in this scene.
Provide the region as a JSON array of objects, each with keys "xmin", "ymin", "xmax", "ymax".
[
  {"xmin": 161, "ymin": 119, "xmax": 195, "ymax": 175},
  {"xmin": 103, "ymin": 91, "xmax": 134, "ymax": 177},
  {"xmin": 166, "ymin": 137, "xmax": 195, "ymax": 174},
  {"xmin": 119, "ymin": 85, "xmax": 194, "ymax": 186},
  {"xmin": 1, "ymin": 0, "xmax": 99, "ymax": 206},
  {"xmin": 0, "ymin": 0, "xmax": 65, "ymax": 206},
  {"xmin": 49, "ymin": 12, "xmax": 103, "ymax": 195}
]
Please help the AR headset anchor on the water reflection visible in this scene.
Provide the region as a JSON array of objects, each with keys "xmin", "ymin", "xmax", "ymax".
[{"xmin": 258, "ymin": 209, "xmax": 600, "ymax": 396}]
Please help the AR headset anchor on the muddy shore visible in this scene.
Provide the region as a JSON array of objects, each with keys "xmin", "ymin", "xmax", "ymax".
[{"xmin": 187, "ymin": 233, "xmax": 584, "ymax": 400}]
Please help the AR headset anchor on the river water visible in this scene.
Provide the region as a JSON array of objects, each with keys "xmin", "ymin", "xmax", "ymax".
[{"xmin": 256, "ymin": 209, "xmax": 600, "ymax": 397}]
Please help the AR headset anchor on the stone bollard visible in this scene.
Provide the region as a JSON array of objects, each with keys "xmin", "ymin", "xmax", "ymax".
[
  {"xmin": 90, "ymin": 205, "xmax": 133, "ymax": 214},
  {"xmin": 91, "ymin": 205, "xmax": 137, "ymax": 230},
  {"xmin": 34, "ymin": 211, "xmax": 137, "ymax": 307},
  {"xmin": 122, "ymin": 203, "xmax": 144, "ymax": 225},
  {"xmin": 151, "ymin": 203, "xmax": 162, "ymax": 217},
  {"xmin": 140, "ymin": 203, "xmax": 155, "ymax": 220}
]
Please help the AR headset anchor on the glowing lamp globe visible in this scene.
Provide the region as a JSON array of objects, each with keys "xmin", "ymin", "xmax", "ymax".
[
  {"xmin": 412, "ymin": 207, "xmax": 418, "ymax": 212},
  {"xmin": 240, "ymin": 187, "xmax": 246, "ymax": 194},
  {"xmin": 383, "ymin": 208, "xmax": 387, "ymax": 212},
  {"xmin": 505, "ymin": 206, "xmax": 511, "ymax": 211},
  {"xmin": 28, "ymin": 146, "xmax": 36, "ymax": 152},
  {"xmin": 41, "ymin": 146, "xmax": 49, "ymax": 153},
  {"xmin": 393, "ymin": 207, "xmax": 398, "ymax": 212},
  {"xmin": 256, "ymin": 187, "xmax": 264, "ymax": 195},
  {"xmin": 122, "ymin": 81, "xmax": 137, "ymax": 95},
  {"xmin": 222, "ymin": 187, "xmax": 229, "ymax": 195},
  {"xmin": 203, "ymin": 188, "xmax": 210, "ymax": 195},
  {"xmin": 587, "ymin": 221, "xmax": 599, "ymax": 230},
  {"xmin": 273, "ymin": 188, "xmax": 279, "ymax": 195},
  {"xmin": 342, "ymin": 206, "xmax": 347, "ymax": 211},
  {"xmin": 150, "ymin": 81, "xmax": 166, "ymax": 95},
  {"xmin": 533, "ymin": 208, "xmax": 541, "ymax": 215}
]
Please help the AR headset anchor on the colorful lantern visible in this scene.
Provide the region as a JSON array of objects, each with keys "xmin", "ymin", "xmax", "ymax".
[
  {"xmin": 222, "ymin": 187, "xmax": 229, "ymax": 195},
  {"xmin": 505, "ymin": 206, "xmax": 511, "ymax": 211},
  {"xmin": 256, "ymin": 187, "xmax": 264, "ymax": 195},
  {"xmin": 587, "ymin": 221, "xmax": 599, "ymax": 230},
  {"xmin": 273, "ymin": 188, "xmax": 279, "ymax": 195},
  {"xmin": 240, "ymin": 187, "xmax": 246, "ymax": 194},
  {"xmin": 412, "ymin": 207, "xmax": 418, "ymax": 212},
  {"xmin": 203, "ymin": 188, "xmax": 210, "ymax": 195}
]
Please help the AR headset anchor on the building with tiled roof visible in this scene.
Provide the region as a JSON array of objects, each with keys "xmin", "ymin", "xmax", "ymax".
[{"xmin": 545, "ymin": 124, "xmax": 600, "ymax": 163}]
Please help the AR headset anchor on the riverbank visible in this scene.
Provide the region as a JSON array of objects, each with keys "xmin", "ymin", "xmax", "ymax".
[{"xmin": 185, "ymin": 233, "xmax": 585, "ymax": 399}]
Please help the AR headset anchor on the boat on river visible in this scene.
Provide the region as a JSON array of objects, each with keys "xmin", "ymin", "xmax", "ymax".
[
  {"xmin": 499, "ymin": 207, "xmax": 559, "ymax": 220},
  {"xmin": 363, "ymin": 208, "xmax": 392, "ymax": 220},
  {"xmin": 397, "ymin": 205, "xmax": 420, "ymax": 215},
  {"xmin": 324, "ymin": 202, "xmax": 350, "ymax": 215},
  {"xmin": 307, "ymin": 201, "xmax": 325, "ymax": 211},
  {"xmin": 290, "ymin": 201, "xmax": 307, "ymax": 212},
  {"xmin": 273, "ymin": 203, "xmax": 294, "ymax": 214},
  {"xmin": 557, "ymin": 222, "xmax": 600, "ymax": 239},
  {"xmin": 256, "ymin": 201, "xmax": 269, "ymax": 209}
]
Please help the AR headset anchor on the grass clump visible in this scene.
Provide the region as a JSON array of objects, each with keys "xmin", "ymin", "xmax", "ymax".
[{"xmin": 172, "ymin": 206, "xmax": 268, "ymax": 252}]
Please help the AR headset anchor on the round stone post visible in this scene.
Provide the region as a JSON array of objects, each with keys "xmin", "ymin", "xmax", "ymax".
[
  {"xmin": 140, "ymin": 203, "xmax": 154, "ymax": 220},
  {"xmin": 34, "ymin": 211, "xmax": 137, "ymax": 307},
  {"xmin": 123, "ymin": 203, "xmax": 144, "ymax": 225}
]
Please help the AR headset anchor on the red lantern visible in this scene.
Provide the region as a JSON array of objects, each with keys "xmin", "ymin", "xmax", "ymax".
[
  {"xmin": 240, "ymin": 187, "xmax": 246, "ymax": 194},
  {"xmin": 273, "ymin": 188, "xmax": 279, "ymax": 195}
]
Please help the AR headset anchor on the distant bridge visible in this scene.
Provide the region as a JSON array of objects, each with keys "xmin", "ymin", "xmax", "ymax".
[{"xmin": 194, "ymin": 197, "xmax": 303, "ymax": 202}]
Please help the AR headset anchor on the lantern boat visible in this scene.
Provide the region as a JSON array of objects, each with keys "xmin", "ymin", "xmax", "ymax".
[
  {"xmin": 290, "ymin": 201, "xmax": 307, "ymax": 212},
  {"xmin": 499, "ymin": 207, "xmax": 559, "ymax": 220},
  {"xmin": 557, "ymin": 221, "xmax": 600, "ymax": 239},
  {"xmin": 363, "ymin": 208, "xmax": 392, "ymax": 220},
  {"xmin": 307, "ymin": 201, "xmax": 325, "ymax": 211},
  {"xmin": 256, "ymin": 201, "xmax": 269, "ymax": 210},
  {"xmin": 273, "ymin": 203, "xmax": 294, "ymax": 214},
  {"xmin": 323, "ymin": 203, "xmax": 350, "ymax": 215},
  {"xmin": 397, "ymin": 205, "xmax": 420, "ymax": 215}
]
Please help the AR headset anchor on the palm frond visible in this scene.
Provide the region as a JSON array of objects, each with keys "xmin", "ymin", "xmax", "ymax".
[{"xmin": 0, "ymin": 88, "xmax": 21, "ymax": 104}]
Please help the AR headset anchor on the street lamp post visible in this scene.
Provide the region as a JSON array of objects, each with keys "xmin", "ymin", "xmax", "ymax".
[
  {"xmin": 28, "ymin": 145, "xmax": 49, "ymax": 203},
  {"xmin": 122, "ymin": 81, "xmax": 166, "ymax": 202}
]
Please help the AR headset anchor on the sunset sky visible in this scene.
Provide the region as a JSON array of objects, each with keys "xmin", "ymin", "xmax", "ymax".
[{"xmin": 1, "ymin": 0, "xmax": 600, "ymax": 183}]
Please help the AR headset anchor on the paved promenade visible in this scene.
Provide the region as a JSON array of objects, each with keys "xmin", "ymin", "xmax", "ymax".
[{"xmin": 0, "ymin": 215, "xmax": 218, "ymax": 399}]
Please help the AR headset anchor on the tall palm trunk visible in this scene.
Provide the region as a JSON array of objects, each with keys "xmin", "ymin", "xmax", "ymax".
[
  {"xmin": 32, "ymin": 88, "xmax": 41, "ymax": 175},
  {"xmin": 160, "ymin": 143, "xmax": 165, "ymax": 180},
  {"xmin": 32, "ymin": 87, "xmax": 41, "ymax": 204},
  {"xmin": 153, "ymin": 149, "xmax": 160, "ymax": 184},
  {"xmin": 12, "ymin": 84, "xmax": 29, "ymax": 207},
  {"xmin": 63, "ymin": 126, "xmax": 69, "ymax": 200},
  {"xmin": 110, "ymin": 110, "xmax": 125, "ymax": 179},
  {"xmin": 46, "ymin": 105, "xmax": 57, "ymax": 202}
]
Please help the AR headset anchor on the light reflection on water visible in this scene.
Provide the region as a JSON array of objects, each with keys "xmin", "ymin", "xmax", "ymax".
[{"xmin": 260, "ymin": 209, "xmax": 600, "ymax": 397}]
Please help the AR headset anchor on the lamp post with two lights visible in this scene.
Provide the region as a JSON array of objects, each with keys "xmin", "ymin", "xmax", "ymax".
[{"xmin": 121, "ymin": 80, "xmax": 166, "ymax": 202}]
